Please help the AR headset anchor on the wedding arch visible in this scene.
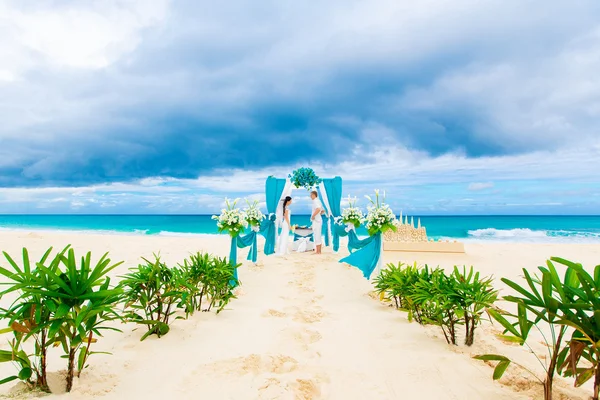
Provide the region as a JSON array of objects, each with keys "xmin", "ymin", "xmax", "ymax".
[
  {"xmin": 220, "ymin": 168, "xmax": 391, "ymax": 283},
  {"xmin": 262, "ymin": 174, "xmax": 343, "ymax": 255}
]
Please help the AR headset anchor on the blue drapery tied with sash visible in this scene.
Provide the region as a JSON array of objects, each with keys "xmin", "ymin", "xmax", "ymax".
[
  {"xmin": 322, "ymin": 177, "xmax": 343, "ymax": 251},
  {"xmin": 333, "ymin": 222, "xmax": 363, "ymax": 253},
  {"xmin": 259, "ymin": 213, "xmax": 277, "ymax": 255},
  {"xmin": 339, "ymin": 233, "xmax": 382, "ymax": 279}
]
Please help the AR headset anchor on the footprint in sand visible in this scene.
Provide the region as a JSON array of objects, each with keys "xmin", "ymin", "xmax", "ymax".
[
  {"xmin": 290, "ymin": 378, "xmax": 322, "ymax": 400},
  {"xmin": 292, "ymin": 308, "xmax": 326, "ymax": 324},
  {"xmin": 263, "ymin": 309, "xmax": 287, "ymax": 318},
  {"xmin": 258, "ymin": 374, "xmax": 328, "ymax": 400},
  {"xmin": 290, "ymin": 328, "xmax": 322, "ymax": 347},
  {"xmin": 196, "ymin": 354, "xmax": 299, "ymax": 377}
]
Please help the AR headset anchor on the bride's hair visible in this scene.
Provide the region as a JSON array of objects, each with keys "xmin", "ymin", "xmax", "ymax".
[{"xmin": 282, "ymin": 196, "xmax": 292, "ymax": 216}]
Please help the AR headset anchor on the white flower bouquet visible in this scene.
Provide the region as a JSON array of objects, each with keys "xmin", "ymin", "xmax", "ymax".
[
  {"xmin": 341, "ymin": 196, "xmax": 364, "ymax": 228},
  {"xmin": 244, "ymin": 199, "xmax": 264, "ymax": 228},
  {"xmin": 364, "ymin": 190, "xmax": 397, "ymax": 236},
  {"xmin": 212, "ymin": 198, "xmax": 248, "ymax": 237}
]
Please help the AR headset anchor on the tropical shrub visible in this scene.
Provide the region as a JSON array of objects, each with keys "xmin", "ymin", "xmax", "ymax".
[
  {"xmin": 549, "ymin": 257, "xmax": 600, "ymax": 400},
  {"xmin": 121, "ymin": 253, "xmax": 239, "ymax": 341},
  {"xmin": 120, "ymin": 255, "xmax": 182, "ymax": 341},
  {"xmin": 0, "ymin": 246, "xmax": 123, "ymax": 393},
  {"xmin": 0, "ymin": 246, "xmax": 67, "ymax": 391},
  {"xmin": 451, "ymin": 266, "xmax": 498, "ymax": 346},
  {"xmin": 375, "ymin": 262, "xmax": 496, "ymax": 346},
  {"xmin": 177, "ymin": 252, "xmax": 239, "ymax": 315},
  {"xmin": 474, "ymin": 258, "xmax": 579, "ymax": 400}
]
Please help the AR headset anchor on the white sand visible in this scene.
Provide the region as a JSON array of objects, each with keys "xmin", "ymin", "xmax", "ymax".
[{"xmin": 1, "ymin": 231, "xmax": 599, "ymax": 399}]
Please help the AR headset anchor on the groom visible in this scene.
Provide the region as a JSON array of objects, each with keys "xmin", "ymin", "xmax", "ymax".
[{"xmin": 310, "ymin": 190, "xmax": 323, "ymax": 254}]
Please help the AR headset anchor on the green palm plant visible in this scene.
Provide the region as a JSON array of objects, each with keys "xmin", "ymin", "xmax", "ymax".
[
  {"xmin": 202, "ymin": 256, "xmax": 239, "ymax": 314},
  {"xmin": 474, "ymin": 259, "xmax": 579, "ymax": 400},
  {"xmin": 0, "ymin": 246, "xmax": 123, "ymax": 393},
  {"xmin": 549, "ymin": 257, "xmax": 600, "ymax": 400},
  {"xmin": 451, "ymin": 266, "xmax": 498, "ymax": 346},
  {"xmin": 0, "ymin": 246, "xmax": 68, "ymax": 391},
  {"xmin": 412, "ymin": 268, "xmax": 461, "ymax": 345},
  {"xmin": 177, "ymin": 252, "xmax": 212, "ymax": 315},
  {"xmin": 120, "ymin": 255, "xmax": 182, "ymax": 340},
  {"xmin": 29, "ymin": 248, "xmax": 123, "ymax": 392}
]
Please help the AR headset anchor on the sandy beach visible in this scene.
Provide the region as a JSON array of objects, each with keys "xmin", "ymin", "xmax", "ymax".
[{"xmin": 1, "ymin": 231, "xmax": 599, "ymax": 399}]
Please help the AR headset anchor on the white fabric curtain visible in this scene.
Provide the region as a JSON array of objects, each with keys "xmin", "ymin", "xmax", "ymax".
[
  {"xmin": 275, "ymin": 178, "xmax": 294, "ymax": 246},
  {"xmin": 319, "ymin": 186, "xmax": 332, "ymax": 218}
]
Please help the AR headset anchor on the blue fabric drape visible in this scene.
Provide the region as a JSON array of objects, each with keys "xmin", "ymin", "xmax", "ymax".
[
  {"xmin": 332, "ymin": 223, "xmax": 364, "ymax": 253},
  {"xmin": 237, "ymin": 231, "xmax": 258, "ymax": 262},
  {"xmin": 259, "ymin": 214, "xmax": 277, "ymax": 255},
  {"xmin": 323, "ymin": 177, "xmax": 343, "ymax": 251},
  {"xmin": 264, "ymin": 177, "xmax": 286, "ymax": 255},
  {"xmin": 339, "ymin": 233, "xmax": 382, "ymax": 279},
  {"xmin": 294, "ymin": 232, "xmax": 314, "ymax": 242},
  {"xmin": 228, "ymin": 236, "xmax": 239, "ymax": 285}
]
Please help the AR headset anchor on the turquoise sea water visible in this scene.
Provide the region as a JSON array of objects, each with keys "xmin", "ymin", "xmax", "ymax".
[{"xmin": 1, "ymin": 215, "xmax": 600, "ymax": 243}]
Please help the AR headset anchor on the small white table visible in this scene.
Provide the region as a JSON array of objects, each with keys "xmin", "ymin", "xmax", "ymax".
[{"xmin": 291, "ymin": 227, "xmax": 315, "ymax": 252}]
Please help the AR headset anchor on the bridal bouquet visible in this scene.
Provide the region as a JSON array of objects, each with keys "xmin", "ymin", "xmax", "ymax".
[
  {"xmin": 341, "ymin": 196, "xmax": 364, "ymax": 228},
  {"xmin": 244, "ymin": 199, "xmax": 264, "ymax": 229},
  {"xmin": 364, "ymin": 190, "xmax": 397, "ymax": 236},
  {"xmin": 212, "ymin": 198, "xmax": 248, "ymax": 237},
  {"xmin": 289, "ymin": 167, "xmax": 322, "ymax": 190}
]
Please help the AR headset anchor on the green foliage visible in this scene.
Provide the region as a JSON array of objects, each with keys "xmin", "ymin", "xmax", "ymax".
[
  {"xmin": 120, "ymin": 252, "xmax": 239, "ymax": 341},
  {"xmin": 550, "ymin": 257, "xmax": 600, "ymax": 400},
  {"xmin": 374, "ymin": 262, "xmax": 497, "ymax": 346},
  {"xmin": 475, "ymin": 257, "xmax": 585, "ymax": 400},
  {"xmin": 0, "ymin": 246, "xmax": 123, "ymax": 393},
  {"xmin": 0, "ymin": 246, "xmax": 66, "ymax": 391},
  {"xmin": 120, "ymin": 255, "xmax": 181, "ymax": 341}
]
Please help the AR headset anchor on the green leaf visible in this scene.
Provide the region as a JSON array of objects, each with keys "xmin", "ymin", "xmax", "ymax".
[
  {"xmin": 54, "ymin": 303, "xmax": 71, "ymax": 319},
  {"xmin": 78, "ymin": 346, "xmax": 88, "ymax": 372},
  {"xmin": 17, "ymin": 367, "xmax": 32, "ymax": 381},
  {"xmin": 493, "ymin": 360, "xmax": 511, "ymax": 380},
  {"xmin": 0, "ymin": 376, "xmax": 18, "ymax": 385},
  {"xmin": 0, "ymin": 350, "xmax": 15, "ymax": 363},
  {"xmin": 497, "ymin": 335, "xmax": 525, "ymax": 344},
  {"xmin": 575, "ymin": 368, "xmax": 595, "ymax": 387},
  {"xmin": 488, "ymin": 308, "xmax": 522, "ymax": 338},
  {"xmin": 473, "ymin": 354, "xmax": 510, "ymax": 362}
]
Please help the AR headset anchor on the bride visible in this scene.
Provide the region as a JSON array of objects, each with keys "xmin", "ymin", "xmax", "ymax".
[{"xmin": 276, "ymin": 196, "xmax": 293, "ymax": 255}]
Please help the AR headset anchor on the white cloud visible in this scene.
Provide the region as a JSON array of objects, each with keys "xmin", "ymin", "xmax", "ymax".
[{"xmin": 468, "ymin": 182, "xmax": 494, "ymax": 191}]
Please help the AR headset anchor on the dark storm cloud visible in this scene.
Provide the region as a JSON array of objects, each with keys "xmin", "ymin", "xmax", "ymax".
[{"xmin": 1, "ymin": 0, "xmax": 600, "ymax": 187}]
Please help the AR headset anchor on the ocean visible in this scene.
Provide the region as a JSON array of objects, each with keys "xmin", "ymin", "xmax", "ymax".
[{"xmin": 1, "ymin": 215, "xmax": 600, "ymax": 243}]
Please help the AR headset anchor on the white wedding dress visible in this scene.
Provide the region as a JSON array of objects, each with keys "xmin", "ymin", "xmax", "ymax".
[{"xmin": 277, "ymin": 209, "xmax": 291, "ymax": 255}]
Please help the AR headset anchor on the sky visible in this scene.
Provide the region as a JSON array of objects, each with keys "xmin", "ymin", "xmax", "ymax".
[{"xmin": 0, "ymin": 0, "xmax": 599, "ymax": 215}]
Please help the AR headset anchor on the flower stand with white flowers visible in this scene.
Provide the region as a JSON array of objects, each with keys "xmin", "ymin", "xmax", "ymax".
[
  {"xmin": 339, "ymin": 190, "xmax": 397, "ymax": 280},
  {"xmin": 213, "ymin": 198, "xmax": 267, "ymax": 284}
]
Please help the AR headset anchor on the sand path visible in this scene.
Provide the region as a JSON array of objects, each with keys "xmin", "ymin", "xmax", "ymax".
[
  {"xmin": 4, "ymin": 234, "xmax": 596, "ymax": 399},
  {"xmin": 82, "ymin": 251, "xmax": 521, "ymax": 400}
]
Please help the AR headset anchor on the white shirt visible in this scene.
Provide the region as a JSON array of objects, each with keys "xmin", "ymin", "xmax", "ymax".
[{"xmin": 312, "ymin": 198, "xmax": 323, "ymax": 223}]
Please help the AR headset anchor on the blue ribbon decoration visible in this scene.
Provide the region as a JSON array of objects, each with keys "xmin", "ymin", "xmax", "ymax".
[{"xmin": 339, "ymin": 232, "xmax": 382, "ymax": 279}]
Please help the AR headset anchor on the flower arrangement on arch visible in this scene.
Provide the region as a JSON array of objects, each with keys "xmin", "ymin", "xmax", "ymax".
[
  {"xmin": 212, "ymin": 198, "xmax": 248, "ymax": 237},
  {"xmin": 364, "ymin": 190, "xmax": 397, "ymax": 236},
  {"xmin": 244, "ymin": 199, "xmax": 264, "ymax": 230},
  {"xmin": 289, "ymin": 167, "xmax": 322, "ymax": 190},
  {"xmin": 341, "ymin": 196, "xmax": 364, "ymax": 229}
]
